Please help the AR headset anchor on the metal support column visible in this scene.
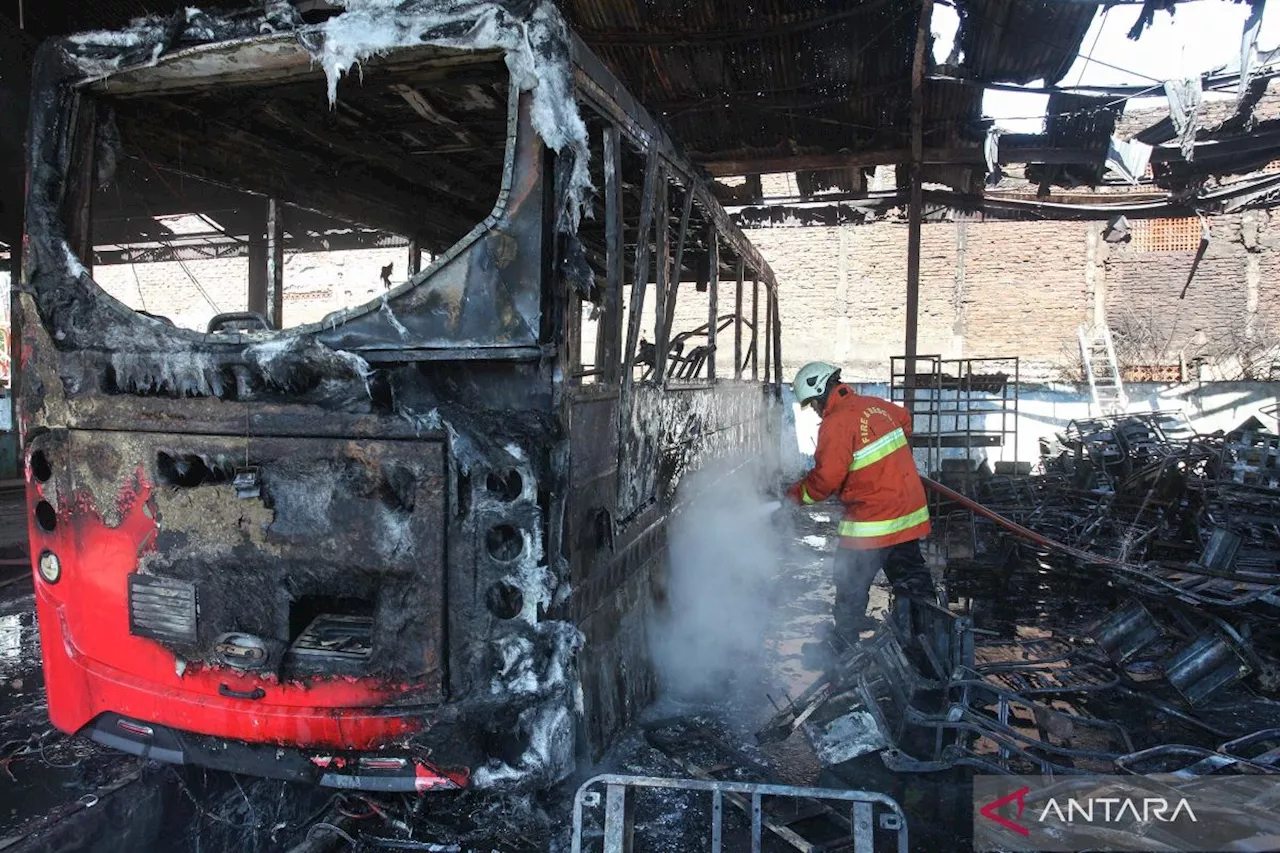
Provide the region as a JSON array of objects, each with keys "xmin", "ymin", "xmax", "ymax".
[
  {"xmin": 772, "ymin": 289, "xmax": 783, "ymax": 388},
  {"xmin": 266, "ymin": 198, "xmax": 284, "ymax": 329},
  {"xmin": 734, "ymin": 259, "xmax": 744, "ymax": 379},
  {"xmin": 662, "ymin": 190, "xmax": 692, "ymax": 388},
  {"xmin": 407, "ymin": 238, "xmax": 422, "ymax": 277},
  {"xmin": 751, "ymin": 277, "xmax": 759, "ymax": 380},
  {"xmin": 247, "ymin": 197, "xmax": 268, "ymax": 320},
  {"xmin": 707, "ymin": 228, "xmax": 718, "ymax": 382},
  {"xmin": 764, "ymin": 285, "xmax": 772, "ymax": 382}
]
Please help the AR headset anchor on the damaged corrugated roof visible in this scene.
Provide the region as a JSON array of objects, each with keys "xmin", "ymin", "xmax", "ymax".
[
  {"xmin": 29, "ymin": 0, "xmax": 1280, "ymax": 218},
  {"xmin": 562, "ymin": 0, "xmax": 1093, "ymax": 188},
  {"xmin": 14, "ymin": 0, "xmax": 1094, "ymax": 194},
  {"xmin": 955, "ymin": 0, "xmax": 1096, "ymax": 85}
]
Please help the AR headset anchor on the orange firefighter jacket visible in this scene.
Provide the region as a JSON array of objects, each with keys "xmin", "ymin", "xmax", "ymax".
[{"xmin": 786, "ymin": 384, "xmax": 931, "ymax": 550}]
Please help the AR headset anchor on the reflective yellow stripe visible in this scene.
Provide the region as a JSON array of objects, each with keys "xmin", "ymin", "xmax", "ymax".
[
  {"xmin": 801, "ymin": 484, "xmax": 817, "ymax": 505},
  {"xmin": 838, "ymin": 506, "xmax": 930, "ymax": 538},
  {"xmin": 848, "ymin": 428, "xmax": 908, "ymax": 472}
]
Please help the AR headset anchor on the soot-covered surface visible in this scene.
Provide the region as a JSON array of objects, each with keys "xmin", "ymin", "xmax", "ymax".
[
  {"xmin": 0, "ymin": 505, "xmax": 844, "ymax": 851},
  {"xmin": 0, "ymin": 503, "xmax": 937, "ymax": 851},
  {"xmin": 10, "ymin": 501, "xmax": 1232, "ymax": 852}
]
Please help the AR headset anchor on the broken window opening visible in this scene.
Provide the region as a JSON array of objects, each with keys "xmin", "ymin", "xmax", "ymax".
[
  {"xmin": 613, "ymin": 136, "xmax": 652, "ymax": 385},
  {"xmin": 626, "ymin": 171, "xmax": 683, "ymax": 386},
  {"xmin": 81, "ymin": 48, "xmax": 509, "ymax": 335},
  {"xmin": 664, "ymin": 271, "xmax": 715, "ymax": 386},
  {"xmin": 706, "ymin": 229, "xmax": 721, "ymax": 382},
  {"xmin": 660, "ymin": 209, "xmax": 762, "ymax": 387}
]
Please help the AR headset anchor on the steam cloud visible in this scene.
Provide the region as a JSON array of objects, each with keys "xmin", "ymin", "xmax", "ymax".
[{"xmin": 649, "ymin": 456, "xmax": 790, "ymax": 701}]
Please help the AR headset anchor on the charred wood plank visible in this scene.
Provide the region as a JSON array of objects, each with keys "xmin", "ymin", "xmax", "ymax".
[
  {"xmin": 92, "ymin": 42, "xmax": 505, "ymax": 98},
  {"xmin": 66, "ymin": 397, "xmax": 440, "ymax": 440}
]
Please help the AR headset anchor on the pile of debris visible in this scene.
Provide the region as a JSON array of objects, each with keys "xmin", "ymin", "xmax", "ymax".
[{"xmin": 758, "ymin": 409, "xmax": 1280, "ymax": 782}]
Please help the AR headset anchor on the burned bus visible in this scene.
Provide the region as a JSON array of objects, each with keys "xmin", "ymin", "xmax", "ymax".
[{"xmin": 18, "ymin": 2, "xmax": 783, "ymax": 792}]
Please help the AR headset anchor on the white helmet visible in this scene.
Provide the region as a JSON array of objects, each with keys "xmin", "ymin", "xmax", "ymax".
[{"xmin": 792, "ymin": 361, "xmax": 841, "ymax": 406}]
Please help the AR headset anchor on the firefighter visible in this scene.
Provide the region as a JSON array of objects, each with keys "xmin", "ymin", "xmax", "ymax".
[{"xmin": 785, "ymin": 361, "xmax": 937, "ymax": 651}]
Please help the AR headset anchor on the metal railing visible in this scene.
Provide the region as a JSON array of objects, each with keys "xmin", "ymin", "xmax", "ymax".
[{"xmin": 571, "ymin": 774, "xmax": 908, "ymax": 853}]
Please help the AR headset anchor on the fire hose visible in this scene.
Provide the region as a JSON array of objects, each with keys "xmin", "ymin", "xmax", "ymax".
[
  {"xmin": 922, "ymin": 476, "xmax": 1131, "ymax": 569},
  {"xmin": 922, "ymin": 476, "xmax": 1280, "ymax": 600}
]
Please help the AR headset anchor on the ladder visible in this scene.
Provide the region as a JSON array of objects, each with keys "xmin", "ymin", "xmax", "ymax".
[{"xmin": 1078, "ymin": 323, "xmax": 1129, "ymax": 415}]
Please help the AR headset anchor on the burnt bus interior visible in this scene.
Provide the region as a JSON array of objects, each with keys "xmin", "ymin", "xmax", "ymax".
[
  {"xmin": 83, "ymin": 46, "xmax": 514, "ymax": 330},
  {"xmin": 22, "ymin": 15, "xmax": 782, "ymax": 788}
]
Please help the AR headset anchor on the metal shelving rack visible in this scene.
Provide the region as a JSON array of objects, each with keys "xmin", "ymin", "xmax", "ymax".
[{"xmin": 889, "ymin": 355, "xmax": 1020, "ymax": 489}]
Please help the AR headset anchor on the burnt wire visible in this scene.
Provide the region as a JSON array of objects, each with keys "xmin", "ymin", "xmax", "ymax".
[
  {"xmin": 37, "ymin": 728, "xmax": 86, "ymax": 769},
  {"xmin": 1071, "ymin": 6, "xmax": 1111, "ymax": 88},
  {"xmin": 167, "ymin": 767, "xmax": 255, "ymax": 829},
  {"xmin": 337, "ymin": 794, "xmax": 384, "ymax": 820},
  {"xmin": 232, "ymin": 775, "xmax": 259, "ymax": 829},
  {"xmin": 307, "ymin": 822, "xmax": 358, "ymax": 845},
  {"xmin": 274, "ymin": 792, "xmax": 342, "ymax": 845}
]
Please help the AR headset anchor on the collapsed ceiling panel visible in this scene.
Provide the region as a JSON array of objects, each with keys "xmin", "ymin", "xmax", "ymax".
[{"xmin": 954, "ymin": 0, "xmax": 1096, "ymax": 86}]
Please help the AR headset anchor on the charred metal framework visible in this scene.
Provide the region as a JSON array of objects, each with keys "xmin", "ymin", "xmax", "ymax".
[
  {"xmin": 18, "ymin": 1, "xmax": 782, "ymax": 793},
  {"xmin": 756, "ymin": 414, "xmax": 1280, "ymax": 782}
]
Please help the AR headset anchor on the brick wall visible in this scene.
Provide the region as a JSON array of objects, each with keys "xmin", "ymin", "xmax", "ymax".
[
  {"xmin": 87, "ymin": 214, "xmax": 1273, "ymax": 383},
  {"xmin": 92, "ymin": 246, "xmax": 408, "ymax": 332},
  {"xmin": 743, "ymin": 210, "xmax": 1277, "ymax": 381},
  {"xmin": 751, "ymin": 218, "xmax": 1095, "ymax": 380}
]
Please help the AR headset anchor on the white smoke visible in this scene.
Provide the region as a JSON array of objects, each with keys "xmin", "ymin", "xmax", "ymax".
[{"xmin": 649, "ymin": 456, "xmax": 791, "ymax": 702}]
